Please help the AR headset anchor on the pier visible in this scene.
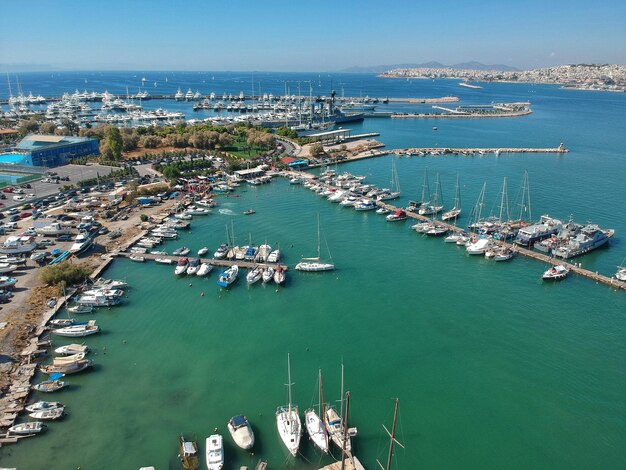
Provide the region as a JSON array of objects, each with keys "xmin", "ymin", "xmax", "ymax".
[{"xmin": 391, "ymin": 145, "xmax": 568, "ymax": 155}]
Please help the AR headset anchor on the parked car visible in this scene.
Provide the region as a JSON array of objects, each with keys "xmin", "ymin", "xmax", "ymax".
[
  {"xmin": 56, "ymin": 234, "xmax": 72, "ymax": 242},
  {"xmin": 6, "ymin": 208, "xmax": 19, "ymax": 215},
  {"xmin": 9, "ymin": 215, "xmax": 20, "ymax": 222},
  {"xmin": 12, "ymin": 195, "xmax": 24, "ymax": 201},
  {"xmin": 20, "ymin": 212, "xmax": 32, "ymax": 219},
  {"xmin": 2, "ymin": 188, "xmax": 13, "ymax": 193}
]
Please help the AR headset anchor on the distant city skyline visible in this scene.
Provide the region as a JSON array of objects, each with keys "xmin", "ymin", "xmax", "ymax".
[{"xmin": 1, "ymin": 0, "xmax": 625, "ymax": 72}]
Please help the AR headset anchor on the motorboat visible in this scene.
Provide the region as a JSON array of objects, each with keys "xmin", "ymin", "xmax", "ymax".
[
  {"xmin": 267, "ymin": 249, "xmax": 280, "ymax": 263},
  {"xmin": 0, "ymin": 262, "xmax": 18, "ymax": 274},
  {"xmin": 198, "ymin": 247, "xmax": 209, "ymax": 256},
  {"xmin": 179, "ymin": 436, "xmax": 199, "ymax": 470},
  {"xmin": 426, "ymin": 224, "xmax": 449, "ymax": 237},
  {"xmin": 515, "ymin": 215, "xmax": 563, "ymax": 246},
  {"xmin": 213, "ymin": 244, "xmax": 228, "ymax": 259},
  {"xmin": 205, "ymin": 434, "xmax": 224, "ymax": 470},
  {"xmin": 386, "ymin": 209, "xmax": 407, "ymax": 222},
  {"xmin": 30, "ymin": 252, "xmax": 47, "ymax": 262},
  {"xmin": 246, "ymin": 266, "xmax": 263, "ymax": 285},
  {"xmin": 217, "ymin": 265, "xmax": 239, "ymax": 287},
  {"xmin": 25, "ymin": 401, "xmax": 63, "ymax": 412},
  {"xmin": 0, "ymin": 276, "xmax": 18, "ymax": 289},
  {"xmin": 32, "ymin": 378, "xmax": 67, "ymax": 393},
  {"xmin": 243, "ymin": 209, "xmax": 256, "ymax": 215},
  {"xmin": 466, "ymin": 238, "xmax": 492, "ymax": 255},
  {"xmin": 40, "ymin": 359, "xmax": 92, "ymax": 375},
  {"xmin": 444, "ymin": 233, "xmax": 463, "ymax": 243},
  {"xmin": 494, "ymin": 248, "xmax": 515, "ymax": 262},
  {"xmin": 8, "ymin": 422, "xmax": 46, "ymax": 435},
  {"xmin": 228, "ymin": 415, "xmax": 255, "ymax": 450},
  {"xmin": 197, "ymin": 263, "xmax": 213, "ymax": 277},
  {"xmin": 542, "ymin": 264, "xmax": 569, "ymax": 281},
  {"xmin": 174, "ymin": 257, "xmax": 189, "ymax": 275},
  {"xmin": 54, "ymin": 343, "xmax": 89, "ymax": 356},
  {"xmin": 273, "ymin": 265, "xmax": 286, "ymax": 285},
  {"xmin": 262, "ymin": 266, "xmax": 274, "ymax": 283},
  {"xmin": 353, "ymin": 199, "xmax": 377, "ymax": 211},
  {"xmin": 29, "ymin": 407, "xmax": 65, "ymax": 420},
  {"xmin": 35, "ymin": 222, "xmax": 72, "ymax": 237},
  {"xmin": 186, "ymin": 258, "xmax": 200, "ymax": 275},
  {"xmin": 129, "ymin": 255, "xmax": 145, "ymax": 262},
  {"xmin": 173, "ymin": 247, "xmax": 191, "ymax": 256},
  {"xmin": 51, "ymin": 320, "xmax": 100, "ymax": 337},
  {"xmin": 67, "ymin": 305, "xmax": 94, "ymax": 314},
  {"xmin": 376, "ymin": 206, "xmax": 390, "ymax": 215},
  {"xmin": 49, "ymin": 318, "xmax": 84, "ymax": 328},
  {"xmin": 75, "ymin": 293, "xmax": 121, "ymax": 307},
  {"xmin": 155, "ymin": 258, "xmax": 174, "ymax": 264},
  {"xmin": 616, "ymin": 266, "xmax": 626, "ymax": 282},
  {"xmin": 69, "ymin": 233, "xmax": 93, "ymax": 255}
]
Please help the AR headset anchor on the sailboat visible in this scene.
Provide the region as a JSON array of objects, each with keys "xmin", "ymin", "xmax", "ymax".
[
  {"xmin": 419, "ymin": 172, "xmax": 444, "ymax": 215},
  {"xmin": 305, "ymin": 369, "xmax": 329, "ymax": 453},
  {"xmin": 376, "ymin": 399, "xmax": 405, "ymax": 470},
  {"xmin": 295, "ymin": 215, "xmax": 334, "ymax": 271},
  {"xmin": 378, "ymin": 159, "xmax": 401, "ymax": 201},
  {"xmin": 441, "ymin": 174, "xmax": 462, "ymax": 221},
  {"xmin": 325, "ymin": 363, "xmax": 352, "ymax": 453},
  {"xmin": 276, "ymin": 353, "xmax": 302, "ymax": 457}
]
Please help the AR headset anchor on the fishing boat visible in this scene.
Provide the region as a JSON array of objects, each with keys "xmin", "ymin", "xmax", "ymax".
[
  {"xmin": 49, "ymin": 318, "xmax": 83, "ymax": 328},
  {"xmin": 262, "ymin": 266, "xmax": 275, "ymax": 284},
  {"xmin": 186, "ymin": 258, "xmax": 200, "ymax": 275},
  {"xmin": 296, "ymin": 215, "xmax": 334, "ymax": 272},
  {"xmin": 198, "ymin": 247, "xmax": 209, "ymax": 256},
  {"xmin": 179, "ymin": 436, "xmax": 199, "ymax": 470},
  {"xmin": 305, "ymin": 369, "xmax": 329, "ymax": 454},
  {"xmin": 25, "ymin": 401, "xmax": 63, "ymax": 412},
  {"xmin": 197, "ymin": 263, "xmax": 213, "ymax": 277},
  {"xmin": 276, "ymin": 353, "xmax": 302, "ymax": 457},
  {"xmin": 52, "ymin": 353, "xmax": 86, "ymax": 365},
  {"xmin": 386, "ymin": 209, "xmax": 407, "ymax": 222},
  {"xmin": 542, "ymin": 264, "xmax": 569, "ymax": 281},
  {"xmin": 8, "ymin": 422, "xmax": 46, "ymax": 436},
  {"xmin": 217, "ymin": 265, "xmax": 239, "ymax": 287},
  {"xmin": 228, "ymin": 415, "xmax": 255, "ymax": 450},
  {"xmin": 442, "ymin": 174, "xmax": 462, "ymax": 221},
  {"xmin": 205, "ymin": 434, "xmax": 224, "ymax": 470},
  {"xmin": 29, "ymin": 407, "xmax": 64, "ymax": 420},
  {"xmin": 67, "ymin": 305, "xmax": 94, "ymax": 314},
  {"xmin": 40, "ymin": 359, "xmax": 92, "ymax": 375},
  {"xmin": 246, "ymin": 266, "xmax": 264, "ymax": 285},
  {"xmin": 274, "ymin": 265, "xmax": 286, "ymax": 285},
  {"xmin": 51, "ymin": 320, "xmax": 99, "ymax": 337},
  {"xmin": 32, "ymin": 376, "xmax": 67, "ymax": 393},
  {"xmin": 174, "ymin": 257, "xmax": 189, "ymax": 275},
  {"xmin": 54, "ymin": 343, "xmax": 89, "ymax": 356},
  {"xmin": 129, "ymin": 255, "xmax": 145, "ymax": 262}
]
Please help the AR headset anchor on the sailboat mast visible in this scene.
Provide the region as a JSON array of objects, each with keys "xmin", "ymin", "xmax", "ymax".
[
  {"xmin": 499, "ymin": 177, "xmax": 508, "ymax": 222},
  {"xmin": 455, "ymin": 174, "xmax": 461, "ymax": 209},
  {"xmin": 317, "ymin": 214, "xmax": 321, "ymax": 259},
  {"xmin": 339, "ymin": 362, "xmax": 344, "ymax": 419},
  {"xmin": 287, "ymin": 353, "xmax": 293, "ymax": 415},
  {"xmin": 340, "ymin": 390, "xmax": 351, "ymax": 470},
  {"xmin": 385, "ymin": 399, "xmax": 399, "ymax": 470},
  {"xmin": 319, "ymin": 369, "xmax": 328, "ymax": 449}
]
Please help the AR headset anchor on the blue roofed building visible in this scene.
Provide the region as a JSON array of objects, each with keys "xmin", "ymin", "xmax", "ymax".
[{"xmin": 13, "ymin": 134, "xmax": 99, "ymax": 167}]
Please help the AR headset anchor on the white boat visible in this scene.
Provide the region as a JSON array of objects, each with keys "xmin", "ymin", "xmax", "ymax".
[
  {"xmin": 49, "ymin": 318, "xmax": 81, "ymax": 328},
  {"xmin": 155, "ymin": 258, "xmax": 174, "ymax": 264},
  {"xmin": 0, "ymin": 262, "xmax": 17, "ymax": 274},
  {"xmin": 262, "ymin": 267, "xmax": 274, "ymax": 284},
  {"xmin": 32, "ymin": 379, "xmax": 67, "ymax": 393},
  {"xmin": 325, "ymin": 364, "xmax": 353, "ymax": 453},
  {"xmin": 217, "ymin": 265, "xmax": 239, "ymax": 287},
  {"xmin": 205, "ymin": 434, "xmax": 224, "ymax": 470},
  {"xmin": 69, "ymin": 233, "xmax": 93, "ymax": 255},
  {"xmin": 29, "ymin": 407, "xmax": 64, "ymax": 420},
  {"xmin": 305, "ymin": 369, "xmax": 329, "ymax": 454},
  {"xmin": 466, "ymin": 238, "xmax": 492, "ymax": 255},
  {"xmin": 386, "ymin": 209, "xmax": 407, "ymax": 222},
  {"xmin": 25, "ymin": 401, "xmax": 63, "ymax": 412},
  {"xmin": 55, "ymin": 343, "xmax": 89, "ymax": 356},
  {"xmin": 276, "ymin": 353, "xmax": 302, "ymax": 457},
  {"xmin": 52, "ymin": 320, "xmax": 99, "ymax": 337},
  {"xmin": 41, "ymin": 359, "xmax": 92, "ymax": 375},
  {"xmin": 494, "ymin": 248, "xmax": 515, "ymax": 262},
  {"xmin": 30, "ymin": 252, "xmax": 47, "ymax": 262},
  {"xmin": 173, "ymin": 247, "xmax": 191, "ymax": 256},
  {"xmin": 616, "ymin": 266, "xmax": 626, "ymax": 282},
  {"xmin": 8, "ymin": 422, "xmax": 46, "ymax": 435},
  {"xmin": 246, "ymin": 266, "xmax": 263, "ymax": 285},
  {"xmin": 353, "ymin": 199, "xmax": 377, "ymax": 211},
  {"xmin": 273, "ymin": 265, "xmax": 286, "ymax": 285},
  {"xmin": 174, "ymin": 257, "xmax": 189, "ymax": 275},
  {"xmin": 129, "ymin": 255, "xmax": 145, "ymax": 262},
  {"xmin": 376, "ymin": 207, "xmax": 390, "ymax": 215},
  {"xmin": 67, "ymin": 305, "xmax": 94, "ymax": 314},
  {"xmin": 35, "ymin": 222, "xmax": 72, "ymax": 236},
  {"xmin": 444, "ymin": 233, "xmax": 463, "ymax": 243},
  {"xmin": 52, "ymin": 353, "xmax": 86, "ymax": 365},
  {"xmin": 256, "ymin": 244, "xmax": 272, "ymax": 263},
  {"xmin": 267, "ymin": 249, "xmax": 280, "ymax": 263},
  {"xmin": 197, "ymin": 263, "xmax": 213, "ymax": 277},
  {"xmin": 214, "ymin": 244, "xmax": 229, "ymax": 259},
  {"xmin": 198, "ymin": 247, "xmax": 209, "ymax": 256},
  {"xmin": 542, "ymin": 264, "xmax": 569, "ymax": 280},
  {"xmin": 296, "ymin": 216, "xmax": 334, "ymax": 272},
  {"xmin": 228, "ymin": 415, "xmax": 255, "ymax": 450},
  {"xmin": 442, "ymin": 174, "xmax": 462, "ymax": 221},
  {"xmin": 186, "ymin": 258, "xmax": 200, "ymax": 275},
  {"xmin": 0, "ymin": 236, "xmax": 38, "ymax": 255}
]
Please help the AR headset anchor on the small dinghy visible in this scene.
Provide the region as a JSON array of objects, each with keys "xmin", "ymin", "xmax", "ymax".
[
  {"xmin": 542, "ymin": 264, "xmax": 569, "ymax": 281},
  {"xmin": 67, "ymin": 305, "xmax": 94, "ymax": 314}
]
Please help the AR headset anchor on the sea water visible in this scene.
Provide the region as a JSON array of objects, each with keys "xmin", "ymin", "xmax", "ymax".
[{"xmin": 1, "ymin": 74, "xmax": 626, "ymax": 469}]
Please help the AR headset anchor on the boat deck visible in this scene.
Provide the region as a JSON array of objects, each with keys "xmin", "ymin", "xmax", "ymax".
[{"xmin": 318, "ymin": 455, "xmax": 366, "ymax": 470}]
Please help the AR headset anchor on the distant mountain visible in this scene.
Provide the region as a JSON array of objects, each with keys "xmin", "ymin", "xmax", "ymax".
[{"xmin": 342, "ymin": 61, "xmax": 520, "ymax": 73}]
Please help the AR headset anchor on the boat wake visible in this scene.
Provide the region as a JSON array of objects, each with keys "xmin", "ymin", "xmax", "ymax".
[{"xmin": 218, "ymin": 209, "xmax": 236, "ymax": 216}]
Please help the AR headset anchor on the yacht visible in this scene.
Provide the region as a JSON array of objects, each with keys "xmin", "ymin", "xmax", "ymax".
[
  {"xmin": 276, "ymin": 354, "xmax": 302, "ymax": 457},
  {"xmin": 205, "ymin": 434, "xmax": 224, "ymax": 470},
  {"xmin": 466, "ymin": 238, "xmax": 492, "ymax": 255},
  {"xmin": 515, "ymin": 215, "xmax": 563, "ymax": 246},
  {"xmin": 69, "ymin": 233, "xmax": 93, "ymax": 255}
]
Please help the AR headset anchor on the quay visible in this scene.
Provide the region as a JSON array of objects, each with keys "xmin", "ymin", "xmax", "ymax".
[
  {"xmin": 390, "ymin": 109, "xmax": 532, "ymax": 118},
  {"xmin": 318, "ymin": 454, "xmax": 366, "ymax": 470},
  {"xmin": 391, "ymin": 145, "xmax": 568, "ymax": 155}
]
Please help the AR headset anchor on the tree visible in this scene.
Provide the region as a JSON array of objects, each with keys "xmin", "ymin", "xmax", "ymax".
[
  {"xmin": 309, "ymin": 143, "xmax": 324, "ymax": 157},
  {"xmin": 106, "ymin": 127, "xmax": 123, "ymax": 160}
]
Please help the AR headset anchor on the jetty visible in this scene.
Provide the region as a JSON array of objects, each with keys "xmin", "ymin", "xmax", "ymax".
[{"xmin": 391, "ymin": 145, "xmax": 568, "ymax": 155}]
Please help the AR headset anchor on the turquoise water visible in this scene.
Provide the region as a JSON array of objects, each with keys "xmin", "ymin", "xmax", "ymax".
[{"xmin": 2, "ymin": 76, "xmax": 626, "ymax": 469}]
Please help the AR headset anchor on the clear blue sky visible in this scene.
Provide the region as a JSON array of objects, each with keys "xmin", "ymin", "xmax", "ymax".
[{"xmin": 1, "ymin": 0, "xmax": 624, "ymax": 71}]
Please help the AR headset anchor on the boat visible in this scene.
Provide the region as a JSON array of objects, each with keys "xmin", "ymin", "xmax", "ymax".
[
  {"xmin": 515, "ymin": 215, "xmax": 563, "ymax": 246},
  {"xmin": 425, "ymin": 224, "xmax": 449, "ymax": 237},
  {"xmin": 0, "ymin": 276, "xmax": 18, "ymax": 289},
  {"xmin": 494, "ymin": 247, "xmax": 515, "ymax": 262},
  {"xmin": 274, "ymin": 265, "xmax": 286, "ymax": 285},
  {"xmin": 30, "ymin": 252, "xmax": 47, "ymax": 262},
  {"xmin": 542, "ymin": 264, "xmax": 569, "ymax": 281},
  {"xmin": 0, "ymin": 262, "xmax": 18, "ymax": 274},
  {"xmin": 262, "ymin": 267, "xmax": 275, "ymax": 284},
  {"xmin": 198, "ymin": 247, "xmax": 209, "ymax": 256},
  {"xmin": 376, "ymin": 206, "xmax": 390, "ymax": 214},
  {"xmin": 197, "ymin": 263, "xmax": 213, "ymax": 277},
  {"xmin": 256, "ymin": 244, "xmax": 272, "ymax": 263},
  {"xmin": 29, "ymin": 407, "xmax": 65, "ymax": 420},
  {"xmin": 25, "ymin": 401, "xmax": 63, "ymax": 412},
  {"xmin": 186, "ymin": 258, "xmax": 200, "ymax": 275},
  {"xmin": 40, "ymin": 359, "xmax": 92, "ymax": 375},
  {"xmin": 52, "ymin": 352, "xmax": 86, "ymax": 365},
  {"xmin": 54, "ymin": 343, "xmax": 89, "ymax": 356},
  {"xmin": 179, "ymin": 436, "xmax": 199, "ymax": 470},
  {"xmin": 419, "ymin": 172, "xmax": 444, "ymax": 215},
  {"xmin": 32, "ymin": 378, "xmax": 67, "ymax": 393},
  {"xmin": 46, "ymin": 298, "xmax": 58, "ymax": 309},
  {"xmin": 377, "ymin": 398, "xmax": 403, "ymax": 470},
  {"xmin": 35, "ymin": 222, "xmax": 72, "ymax": 237},
  {"xmin": 353, "ymin": 199, "xmax": 377, "ymax": 211},
  {"xmin": 214, "ymin": 244, "xmax": 229, "ymax": 259},
  {"xmin": 155, "ymin": 258, "xmax": 174, "ymax": 264},
  {"xmin": 296, "ymin": 215, "xmax": 335, "ymax": 272},
  {"xmin": 129, "ymin": 255, "xmax": 145, "ymax": 262},
  {"xmin": 173, "ymin": 247, "xmax": 191, "ymax": 256},
  {"xmin": 246, "ymin": 266, "xmax": 264, "ymax": 285},
  {"xmin": 49, "ymin": 318, "xmax": 83, "ymax": 328},
  {"xmin": 174, "ymin": 257, "xmax": 189, "ymax": 276},
  {"xmin": 217, "ymin": 265, "xmax": 239, "ymax": 287},
  {"xmin": 267, "ymin": 249, "xmax": 280, "ymax": 263},
  {"xmin": 243, "ymin": 209, "xmax": 256, "ymax": 215},
  {"xmin": 378, "ymin": 160, "xmax": 401, "ymax": 201},
  {"xmin": 325, "ymin": 364, "xmax": 353, "ymax": 453},
  {"xmin": 466, "ymin": 237, "xmax": 492, "ymax": 255},
  {"xmin": 69, "ymin": 233, "xmax": 93, "ymax": 255},
  {"xmin": 205, "ymin": 434, "xmax": 224, "ymax": 470},
  {"xmin": 276, "ymin": 353, "xmax": 302, "ymax": 457},
  {"xmin": 51, "ymin": 320, "xmax": 99, "ymax": 337},
  {"xmin": 228, "ymin": 415, "xmax": 255, "ymax": 450},
  {"xmin": 616, "ymin": 266, "xmax": 626, "ymax": 282},
  {"xmin": 67, "ymin": 305, "xmax": 94, "ymax": 314},
  {"xmin": 305, "ymin": 369, "xmax": 329, "ymax": 454},
  {"xmin": 8, "ymin": 422, "xmax": 46, "ymax": 435},
  {"xmin": 75, "ymin": 293, "xmax": 121, "ymax": 307},
  {"xmin": 444, "ymin": 233, "xmax": 463, "ymax": 243},
  {"xmin": 0, "ymin": 236, "xmax": 38, "ymax": 255},
  {"xmin": 386, "ymin": 209, "xmax": 407, "ymax": 222},
  {"xmin": 442, "ymin": 174, "xmax": 462, "ymax": 221},
  {"xmin": 552, "ymin": 224, "xmax": 614, "ymax": 258}
]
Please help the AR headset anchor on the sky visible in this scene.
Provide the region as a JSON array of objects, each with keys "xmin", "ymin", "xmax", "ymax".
[{"xmin": 1, "ymin": 0, "xmax": 625, "ymax": 71}]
